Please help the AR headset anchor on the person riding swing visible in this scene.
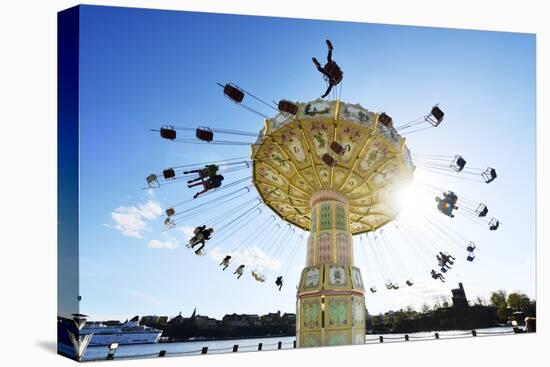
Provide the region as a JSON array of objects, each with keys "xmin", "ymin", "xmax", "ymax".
[
  {"xmin": 188, "ymin": 174, "xmax": 225, "ymax": 199},
  {"xmin": 188, "ymin": 226, "xmax": 214, "ymax": 255},
  {"xmin": 431, "ymin": 269, "xmax": 445, "ymax": 282},
  {"xmin": 436, "ymin": 191, "xmax": 459, "ymax": 218},
  {"xmin": 234, "ymin": 264, "xmax": 245, "ymax": 279},
  {"xmin": 312, "ymin": 39, "xmax": 343, "ymax": 98},
  {"xmin": 219, "ymin": 255, "xmax": 232, "ymax": 270},
  {"xmin": 185, "ymin": 164, "xmax": 219, "ymax": 184},
  {"xmin": 275, "ymin": 276, "xmax": 283, "ymax": 291}
]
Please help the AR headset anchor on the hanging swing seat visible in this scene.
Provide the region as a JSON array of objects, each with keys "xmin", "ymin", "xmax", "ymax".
[
  {"xmin": 406, "ymin": 280, "xmax": 414, "ymax": 287},
  {"xmin": 223, "ymin": 84, "xmax": 245, "ymax": 103},
  {"xmin": 164, "ymin": 218, "xmax": 176, "ymax": 229},
  {"xmin": 165, "ymin": 208, "xmax": 175, "ymax": 217},
  {"xmin": 278, "ymin": 100, "xmax": 298, "ymax": 115},
  {"xmin": 467, "ymin": 242, "xmax": 476, "ymax": 252},
  {"xmin": 160, "ymin": 126, "xmax": 177, "ymax": 140},
  {"xmin": 322, "ymin": 153, "xmax": 337, "ymax": 167},
  {"xmin": 378, "ymin": 113, "xmax": 393, "ymax": 128},
  {"xmin": 482, "ymin": 167, "xmax": 497, "ymax": 183},
  {"xmin": 450, "ymin": 155, "xmax": 467, "ymax": 172},
  {"xmin": 146, "ymin": 174, "xmax": 160, "ymax": 188},
  {"xmin": 467, "ymin": 255, "xmax": 475, "ymax": 262},
  {"xmin": 330, "ymin": 141, "xmax": 345, "ymax": 156},
  {"xmin": 475, "ymin": 204, "xmax": 488, "ymax": 217},
  {"xmin": 324, "ymin": 62, "xmax": 343, "ymax": 84},
  {"xmin": 163, "ymin": 168, "xmax": 176, "ymax": 180},
  {"xmin": 251, "ymin": 271, "xmax": 266, "ymax": 282},
  {"xmin": 196, "ymin": 127, "xmax": 214, "ymax": 142},
  {"xmin": 370, "ymin": 287, "xmax": 377, "ymax": 293},
  {"xmin": 425, "ymin": 105, "xmax": 445, "ymax": 126},
  {"xmin": 442, "ymin": 191, "xmax": 458, "ymax": 205},
  {"xmin": 489, "ymin": 218, "xmax": 500, "ymax": 231}
]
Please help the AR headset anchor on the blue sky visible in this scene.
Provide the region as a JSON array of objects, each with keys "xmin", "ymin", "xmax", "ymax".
[{"xmin": 75, "ymin": 5, "xmax": 535, "ymax": 320}]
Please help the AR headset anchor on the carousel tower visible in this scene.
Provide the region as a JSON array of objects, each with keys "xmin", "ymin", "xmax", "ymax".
[{"xmin": 251, "ymin": 99, "xmax": 415, "ymax": 347}]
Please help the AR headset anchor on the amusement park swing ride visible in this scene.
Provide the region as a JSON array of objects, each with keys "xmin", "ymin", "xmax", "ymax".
[{"xmin": 146, "ymin": 40, "xmax": 500, "ymax": 347}]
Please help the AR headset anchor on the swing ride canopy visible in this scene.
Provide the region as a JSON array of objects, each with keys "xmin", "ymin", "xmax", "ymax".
[{"xmin": 251, "ymin": 99, "xmax": 416, "ymax": 235}]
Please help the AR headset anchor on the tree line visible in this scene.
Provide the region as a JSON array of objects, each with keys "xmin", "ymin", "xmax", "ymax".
[{"xmin": 367, "ymin": 290, "xmax": 536, "ymax": 333}]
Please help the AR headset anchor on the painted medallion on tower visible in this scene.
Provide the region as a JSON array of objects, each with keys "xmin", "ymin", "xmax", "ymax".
[
  {"xmin": 303, "ymin": 266, "xmax": 321, "ymax": 289},
  {"xmin": 351, "ymin": 266, "xmax": 364, "ymax": 290},
  {"xmin": 327, "ymin": 265, "xmax": 348, "ymax": 287}
]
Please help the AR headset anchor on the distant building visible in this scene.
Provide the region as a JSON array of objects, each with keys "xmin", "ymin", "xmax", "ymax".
[
  {"xmin": 138, "ymin": 308, "xmax": 298, "ymax": 333},
  {"xmin": 194, "ymin": 315, "xmax": 219, "ymax": 330},
  {"xmin": 141, "ymin": 315, "xmax": 168, "ymax": 325},
  {"xmin": 260, "ymin": 311, "xmax": 282, "ymax": 325},
  {"xmin": 168, "ymin": 309, "xmax": 197, "ymax": 325},
  {"xmin": 103, "ymin": 320, "xmax": 122, "ymax": 326},
  {"xmin": 451, "ymin": 283, "xmax": 469, "ymax": 308},
  {"xmin": 168, "ymin": 312, "xmax": 186, "ymax": 325},
  {"xmin": 281, "ymin": 313, "xmax": 296, "ymax": 324},
  {"xmin": 222, "ymin": 313, "xmax": 260, "ymax": 327}
]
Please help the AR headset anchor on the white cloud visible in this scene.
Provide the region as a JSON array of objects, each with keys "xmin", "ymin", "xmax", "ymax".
[
  {"xmin": 178, "ymin": 226, "xmax": 196, "ymax": 241},
  {"xmin": 147, "ymin": 233, "xmax": 180, "ymax": 250},
  {"xmin": 110, "ymin": 200, "xmax": 163, "ymax": 238},
  {"xmin": 137, "ymin": 200, "xmax": 163, "ymax": 220},
  {"xmin": 208, "ymin": 245, "xmax": 281, "ymax": 272}
]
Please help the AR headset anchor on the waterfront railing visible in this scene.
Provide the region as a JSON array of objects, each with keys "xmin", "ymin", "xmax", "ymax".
[{"xmin": 86, "ymin": 329, "xmax": 519, "ymax": 361}]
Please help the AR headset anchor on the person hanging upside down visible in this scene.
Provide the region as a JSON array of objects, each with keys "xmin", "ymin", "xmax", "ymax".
[
  {"xmin": 188, "ymin": 174, "xmax": 224, "ymax": 199},
  {"xmin": 234, "ymin": 264, "xmax": 245, "ymax": 279},
  {"xmin": 275, "ymin": 276, "xmax": 283, "ymax": 291},
  {"xmin": 185, "ymin": 164, "xmax": 219, "ymax": 184},
  {"xmin": 312, "ymin": 39, "xmax": 343, "ymax": 98},
  {"xmin": 220, "ymin": 255, "xmax": 232, "ymax": 270}
]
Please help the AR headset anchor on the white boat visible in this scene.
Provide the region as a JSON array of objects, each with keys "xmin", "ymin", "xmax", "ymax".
[{"xmin": 80, "ymin": 316, "xmax": 162, "ymax": 345}]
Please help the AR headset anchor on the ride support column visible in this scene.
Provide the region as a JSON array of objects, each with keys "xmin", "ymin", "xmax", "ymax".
[{"xmin": 296, "ymin": 190, "xmax": 366, "ymax": 347}]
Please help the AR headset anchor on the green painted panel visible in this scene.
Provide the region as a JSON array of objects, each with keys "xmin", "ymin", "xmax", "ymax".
[
  {"xmin": 319, "ymin": 203, "xmax": 332, "ymax": 230},
  {"xmin": 302, "ymin": 332, "xmax": 322, "ymax": 347},
  {"xmin": 326, "ymin": 330, "xmax": 350, "ymax": 346},
  {"xmin": 303, "ymin": 300, "xmax": 321, "ymax": 328},
  {"xmin": 327, "ymin": 299, "xmax": 348, "ymax": 327},
  {"xmin": 336, "ymin": 204, "xmax": 346, "ymax": 230}
]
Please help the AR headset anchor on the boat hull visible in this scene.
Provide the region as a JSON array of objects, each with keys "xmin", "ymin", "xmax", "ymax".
[{"xmin": 84, "ymin": 332, "xmax": 162, "ymax": 346}]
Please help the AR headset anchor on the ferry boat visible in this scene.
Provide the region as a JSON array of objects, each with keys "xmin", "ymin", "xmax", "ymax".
[{"xmin": 80, "ymin": 316, "xmax": 163, "ymax": 345}]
